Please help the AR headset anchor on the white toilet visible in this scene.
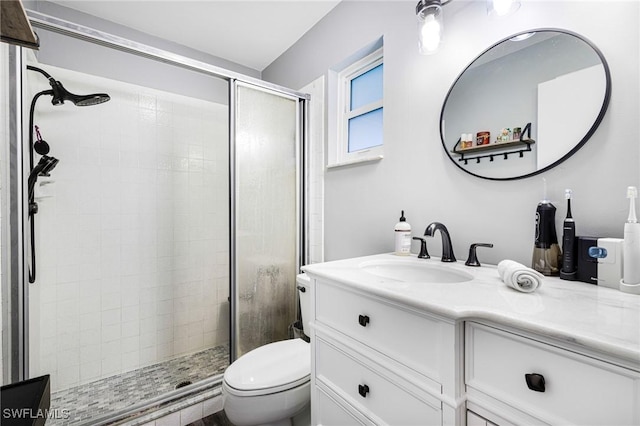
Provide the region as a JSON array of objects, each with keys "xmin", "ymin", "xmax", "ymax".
[{"xmin": 222, "ymin": 274, "xmax": 311, "ymax": 426}]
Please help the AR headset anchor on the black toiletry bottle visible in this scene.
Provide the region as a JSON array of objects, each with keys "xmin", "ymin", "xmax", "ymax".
[{"xmin": 532, "ymin": 199, "xmax": 562, "ymax": 276}]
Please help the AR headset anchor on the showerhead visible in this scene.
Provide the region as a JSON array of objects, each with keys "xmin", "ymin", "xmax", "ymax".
[
  {"xmin": 49, "ymin": 79, "xmax": 110, "ymax": 107},
  {"xmin": 27, "ymin": 65, "xmax": 111, "ymax": 107}
]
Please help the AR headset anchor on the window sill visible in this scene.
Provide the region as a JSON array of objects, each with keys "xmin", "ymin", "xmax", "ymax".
[{"xmin": 326, "ymin": 155, "xmax": 383, "ymax": 169}]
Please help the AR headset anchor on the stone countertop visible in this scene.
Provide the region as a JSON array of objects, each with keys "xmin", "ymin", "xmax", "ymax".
[{"xmin": 302, "ymin": 253, "xmax": 640, "ymax": 369}]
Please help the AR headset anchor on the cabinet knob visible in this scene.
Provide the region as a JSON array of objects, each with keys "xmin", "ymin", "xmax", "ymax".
[
  {"xmin": 358, "ymin": 314, "xmax": 370, "ymax": 327},
  {"xmin": 296, "ymin": 285, "xmax": 306, "ymax": 293},
  {"xmin": 358, "ymin": 384, "xmax": 370, "ymax": 398},
  {"xmin": 525, "ymin": 373, "xmax": 546, "ymax": 392}
]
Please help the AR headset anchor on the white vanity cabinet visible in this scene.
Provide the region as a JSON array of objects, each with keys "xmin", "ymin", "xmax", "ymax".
[
  {"xmin": 309, "ymin": 277, "xmax": 463, "ymax": 426},
  {"xmin": 465, "ymin": 322, "xmax": 640, "ymax": 425},
  {"xmin": 303, "ymin": 253, "xmax": 640, "ymax": 426}
]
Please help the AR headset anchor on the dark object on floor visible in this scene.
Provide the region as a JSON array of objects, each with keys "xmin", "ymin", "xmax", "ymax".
[
  {"xmin": 187, "ymin": 410, "xmax": 235, "ymax": 426},
  {"xmin": 0, "ymin": 375, "xmax": 51, "ymax": 426}
]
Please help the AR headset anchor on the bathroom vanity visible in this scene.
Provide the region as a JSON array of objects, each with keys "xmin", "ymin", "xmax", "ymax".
[{"xmin": 302, "ymin": 254, "xmax": 640, "ymax": 425}]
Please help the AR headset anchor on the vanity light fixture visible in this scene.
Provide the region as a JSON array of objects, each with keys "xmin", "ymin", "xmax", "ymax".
[
  {"xmin": 416, "ymin": 0, "xmax": 450, "ymax": 55},
  {"xmin": 487, "ymin": 0, "xmax": 521, "ymax": 17}
]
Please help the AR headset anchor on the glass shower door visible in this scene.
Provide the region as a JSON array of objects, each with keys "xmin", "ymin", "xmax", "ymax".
[{"xmin": 232, "ymin": 83, "xmax": 302, "ymax": 360}]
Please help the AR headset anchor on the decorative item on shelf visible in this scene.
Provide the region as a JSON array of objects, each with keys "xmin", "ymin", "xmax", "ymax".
[
  {"xmin": 461, "ymin": 133, "xmax": 473, "ymax": 149},
  {"xmin": 451, "ymin": 122, "xmax": 534, "ymax": 165},
  {"xmin": 512, "ymin": 126, "xmax": 522, "ymax": 140},
  {"xmin": 498, "ymin": 128, "xmax": 511, "ymax": 142},
  {"xmin": 476, "ymin": 131, "xmax": 490, "ymax": 146}
]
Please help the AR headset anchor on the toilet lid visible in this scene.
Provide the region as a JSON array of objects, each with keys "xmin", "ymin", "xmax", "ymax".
[{"xmin": 224, "ymin": 338, "xmax": 310, "ymax": 394}]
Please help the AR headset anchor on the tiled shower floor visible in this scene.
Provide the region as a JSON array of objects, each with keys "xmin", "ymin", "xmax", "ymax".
[{"xmin": 49, "ymin": 344, "xmax": 229, "ymax": 426}]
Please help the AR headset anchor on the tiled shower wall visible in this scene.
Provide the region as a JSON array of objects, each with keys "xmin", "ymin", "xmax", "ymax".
[{"xmin": 27, "ymin": 65, "xmax": 230, "ymax": 391}]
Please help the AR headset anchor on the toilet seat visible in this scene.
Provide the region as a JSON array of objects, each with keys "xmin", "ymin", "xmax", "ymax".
[{"xmin": 224, "ymin": 338, "xmax": 310, "ymax": 397}]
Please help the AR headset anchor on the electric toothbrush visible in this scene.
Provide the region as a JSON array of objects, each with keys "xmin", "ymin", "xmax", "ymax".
[
  {"xmin": 560, "ymin": 189, "xmax": 577, "ymax": 280},
  {"xmin": 621, "ymin": 186, "xmax": 640, "ymax": 293}
]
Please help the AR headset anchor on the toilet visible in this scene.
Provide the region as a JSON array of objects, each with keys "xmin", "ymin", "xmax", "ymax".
[{"xmin": 222, "ymin": 274, "xmax": 311, "ymax": 426}]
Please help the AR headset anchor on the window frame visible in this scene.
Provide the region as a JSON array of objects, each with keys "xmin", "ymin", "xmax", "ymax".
[{"xmin": 332, "ymin": 47, "xmax": 384, "ymax": 167}]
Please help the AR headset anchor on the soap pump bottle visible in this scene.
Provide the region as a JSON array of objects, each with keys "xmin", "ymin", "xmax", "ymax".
[
  {"xmin": 531, "ymin": 180, "xmax": 562, "ymax": 276},
  {"xmin": 394, "ymin": 210, "xmax": 412, "ymax": 256},
  {"xmin": 621, "ymin": 186, "xmax": 640, "ymax": 294}
]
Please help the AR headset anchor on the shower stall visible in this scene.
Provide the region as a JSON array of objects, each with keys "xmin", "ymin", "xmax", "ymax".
[{"xmin": 2, "ymin": 10, "xmax": 308, "ymax": 426}]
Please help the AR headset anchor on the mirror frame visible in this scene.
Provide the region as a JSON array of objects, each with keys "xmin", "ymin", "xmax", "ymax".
[{"xmin": 439, "ymin": 28, "xmax": 611, "ymax": 181}]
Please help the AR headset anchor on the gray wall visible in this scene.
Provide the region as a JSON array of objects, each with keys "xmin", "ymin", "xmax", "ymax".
[{"xmin": 263, "ymin": 1, "xmax": 640, "ymax": 265}]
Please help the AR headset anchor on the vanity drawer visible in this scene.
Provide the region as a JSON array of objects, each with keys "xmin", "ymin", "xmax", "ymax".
[
  {"xmin": 315, "ymin": 279, "xmax": 446, "ymax": 380},
  {"xmin": 316, "ymin": 336, "xmax": 441, "ymax": 425},
  {"xmin": 315, "ymin": 385, "xmax": 371, "ymax": 426},
  {"xmin": 466, "ymin": 323, "xmax": 640, "ymax": 425}
]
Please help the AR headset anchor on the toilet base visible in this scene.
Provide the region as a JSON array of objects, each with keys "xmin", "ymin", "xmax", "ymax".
[
  {"xmin": 222, "ymin": 381, "xmax": 310, "ymax": 426},
  {"xmin": 292, "ymin": 403, "xmax": 310, "ymax": 426}
]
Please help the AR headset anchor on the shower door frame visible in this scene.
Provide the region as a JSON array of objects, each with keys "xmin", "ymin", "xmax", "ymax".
[{"xmin": 5, "ymin": 9, "xmax": 309, "ymax": 424}]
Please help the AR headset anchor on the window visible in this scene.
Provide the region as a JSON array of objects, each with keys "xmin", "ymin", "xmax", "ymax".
[{"xmin": 328, "ymin": 46, "xmax": 384, "ymax": 167}]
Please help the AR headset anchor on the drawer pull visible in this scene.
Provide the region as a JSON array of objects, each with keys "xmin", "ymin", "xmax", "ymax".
[
  {"xmin": 358, "ymin": 384, "xmax": 370, "ymax": 398},
  {"xmin": 358, "ymin": 314, "xmax": 370, "ymax": 327},
  {"xmin": 525, "ymin": 373, "xmax": 546, "ymax": 392},
  {"xmin": 296, "ymin": 285, "xmax": 306, "ymax": 293}
]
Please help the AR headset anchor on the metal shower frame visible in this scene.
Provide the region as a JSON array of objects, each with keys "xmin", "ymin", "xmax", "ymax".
[{"xmin": 4, "ymin": 9, "xmax": 310, "ymax": 425}]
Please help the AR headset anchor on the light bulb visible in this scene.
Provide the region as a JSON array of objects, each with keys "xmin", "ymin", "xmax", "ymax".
[
  {"xmin": 420, "ymin": 15, "xmax": 442, "ymax": 53},
  {"xmin": 416, "ymin": 2, "xmax": 443, "ymax": 55},
  {"xmin": 488, "ymin": 0, "xmax": 520, "ymax": 17}
]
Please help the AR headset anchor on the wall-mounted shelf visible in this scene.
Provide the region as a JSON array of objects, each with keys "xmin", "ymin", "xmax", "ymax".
[{"xmin": 451, "ymin": 123, "xmax": 534, "ymax": 165}]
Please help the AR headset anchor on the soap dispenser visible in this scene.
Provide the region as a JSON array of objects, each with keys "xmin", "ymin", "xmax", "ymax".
[{"xmin": 394, "ymin": 210, "xmax": 412, "ymax": 256}]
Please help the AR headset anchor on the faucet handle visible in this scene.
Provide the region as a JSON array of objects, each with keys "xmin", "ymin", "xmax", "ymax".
[
  {"xmin": 465, "ymin": 243, "xmax": 494, "ymax": 267},
  {"xmin": 412, "ymin": 237, "xmax": 430, "ymax": 259}
]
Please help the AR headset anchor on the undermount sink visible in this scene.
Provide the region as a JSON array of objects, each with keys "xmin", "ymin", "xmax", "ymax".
[{"xmin": 359, "ymin": 259, "xmax": 474, "ymax": 283}]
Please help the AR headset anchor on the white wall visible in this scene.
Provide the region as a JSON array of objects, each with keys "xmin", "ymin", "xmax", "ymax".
[
  {"xmin": 263, "ymin": 1, "xmax": 640, "ymax": 266},
  {"xmin": 27, "ymin": 65, "xmax": 229, "ymax": 391}
]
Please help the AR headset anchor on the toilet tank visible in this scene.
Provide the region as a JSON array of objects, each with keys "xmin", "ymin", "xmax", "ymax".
[{"xmin": 296, "ymin": 273, "xmax": 311, "ymax": 336}]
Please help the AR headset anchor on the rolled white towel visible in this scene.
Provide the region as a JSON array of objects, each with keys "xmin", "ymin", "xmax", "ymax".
[{"xmin": 497, "ymin": 260, "xmax": 544, "ymax": 293}]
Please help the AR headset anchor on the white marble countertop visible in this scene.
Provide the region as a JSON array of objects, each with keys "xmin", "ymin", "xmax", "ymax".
[{"xmin": 302, "ymin": 253, "xmax": 640, "ymax": 368}]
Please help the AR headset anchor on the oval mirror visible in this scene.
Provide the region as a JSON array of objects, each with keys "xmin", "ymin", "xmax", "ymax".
[{"xmin": 440, "ymin": 29, "xmax": 611, "ymax": 180}]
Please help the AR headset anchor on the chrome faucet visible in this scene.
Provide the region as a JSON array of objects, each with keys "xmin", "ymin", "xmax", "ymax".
[{"xmin": 424, "ymin": 222, "xmax": 456, "ymax": 262}]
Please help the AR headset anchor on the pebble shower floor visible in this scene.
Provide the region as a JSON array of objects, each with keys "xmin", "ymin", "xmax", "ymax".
[{"xmin": 48, "ymin": 344, "xmax": 229, "ymax": 425}]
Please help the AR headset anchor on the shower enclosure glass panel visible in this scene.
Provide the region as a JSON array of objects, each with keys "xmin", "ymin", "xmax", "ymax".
[
  {"xmin": 233, "ymin": 84, "xmax": 300, "ymax": 359},
  {"xmin": 24, "ymin": 50, "xmax": 230, "ymax": 422}
]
